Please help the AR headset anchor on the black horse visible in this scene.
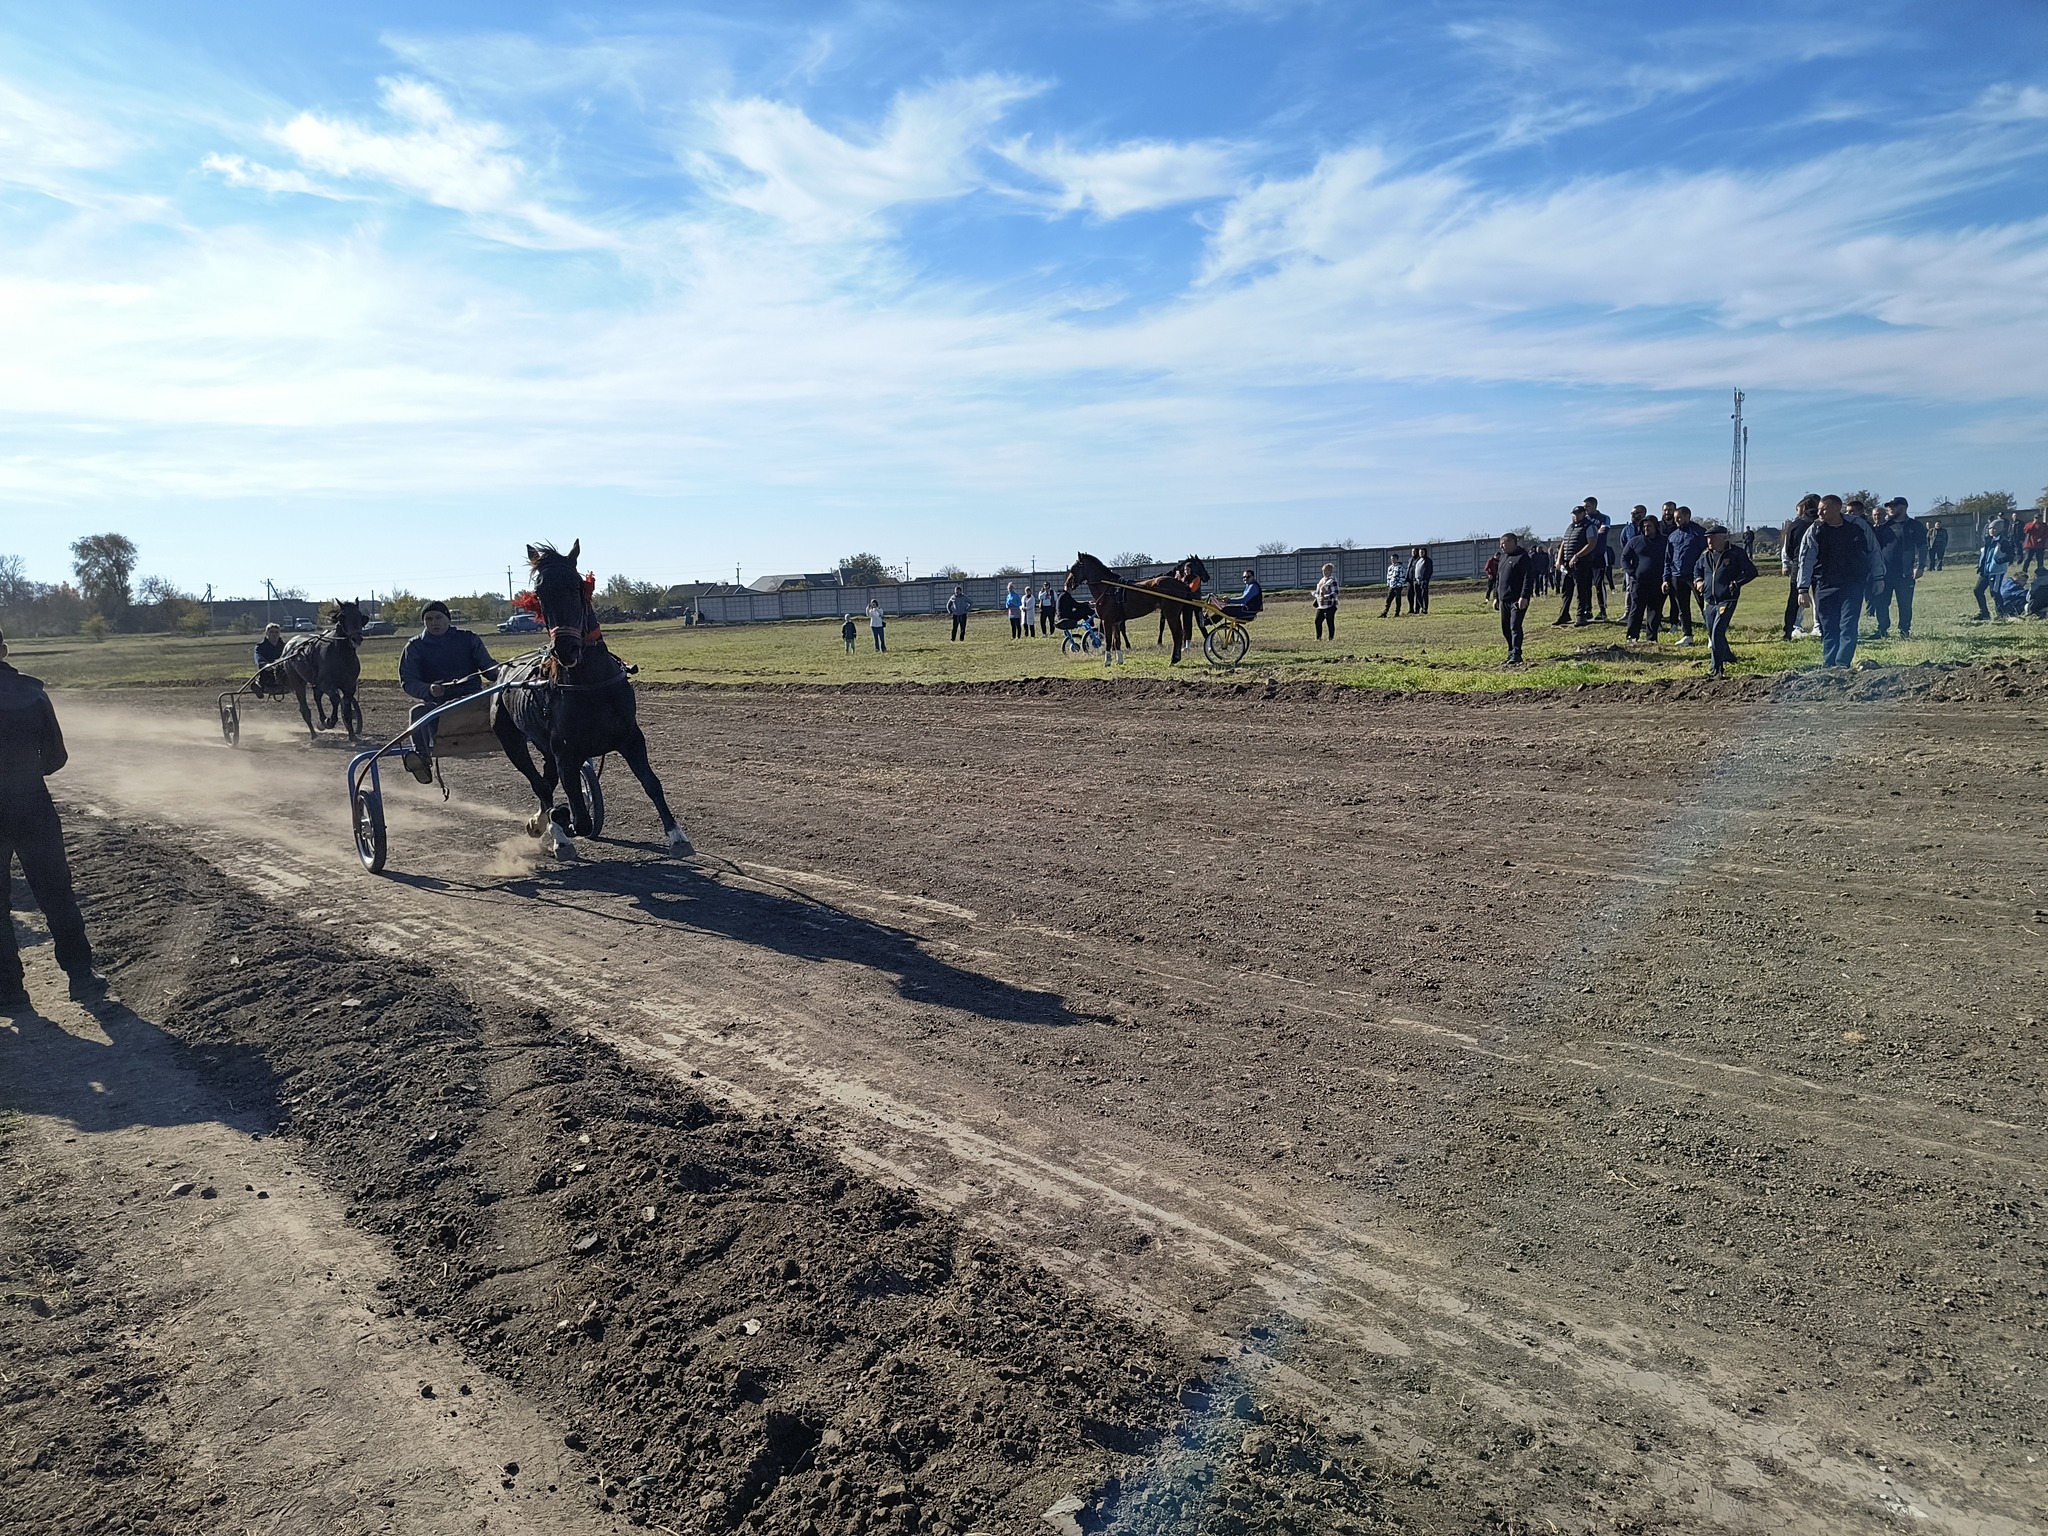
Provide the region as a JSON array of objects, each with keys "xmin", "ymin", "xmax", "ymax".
[
  {"xmin": 492, "ymin": 541, "xmax": 690, "ymax": 858},
  {"xmin": 272, "ymin": 600, "xmax": 366, "ymax": 741},
  {"xmin": 1065, "ymin": 553, "xmax": 1199, "ymax": 664}
]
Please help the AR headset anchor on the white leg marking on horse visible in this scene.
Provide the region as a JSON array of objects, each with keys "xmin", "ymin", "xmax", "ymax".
[
  {"xmin": 666, "ymin": 825, "xmax": 694, "ymax": 855},
  {"xmin": 547, "ymin": 821, "xmax": 575, "ymax": 857},
  {"xmin": 525, "ymin": 809, "xmax": 548, "ymax": 838}
]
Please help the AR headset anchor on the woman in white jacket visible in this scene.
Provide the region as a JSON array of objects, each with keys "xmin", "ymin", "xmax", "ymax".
[{"xmin": 1313, "ymin": 564, "xmax": 1340, "ymax": 639}]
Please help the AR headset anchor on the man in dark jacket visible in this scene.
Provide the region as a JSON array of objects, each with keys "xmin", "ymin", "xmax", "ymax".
[
  {"xmin": 1694, "ymin": 526, "xmax": 1759, "ymax": 676},
  {"xmin": 1551, "ymin": 505, "xmax": 1598, "ymax": 627},
  {"xmin": 1869, "ymin": 497, "xmax": 1926, "ymax": 638},
  {"xmin": 398, "ymin": 601, "xmax": 499, "ymax": 783},
  {"xmin": 1494, "ymin": 532, "xmax": 1541, "ymax": 664},
  {"xmin": 249, "ymin": 621, "xmax": 288, "ymax": 696},
  {"xmin": 1661, "ymin": 505, "xmax": 1706, "ymax": 645},
  {"xmin": 1622, "ymin": 517, "xmax": 1668, "ymax": 641},
  {"xmin": 0, "ymin": 629, "xmax": 105, "ymax": 1006},
  {"xmin": 1781, "ymin": 496, "xmax": 1820, "ymax": 639},
  {"xmin": 1796, "ymin": 495, "xmax": 1883, "ymax": 666},
  {"xmin": 1927, "ymin": 520, "xmax": 1949, "ymax": 571}
]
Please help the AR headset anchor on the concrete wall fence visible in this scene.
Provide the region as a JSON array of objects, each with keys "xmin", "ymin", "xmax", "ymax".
[{"xmin": 691, "ymin": 540, "xmax": 1502, "ymax": 626}]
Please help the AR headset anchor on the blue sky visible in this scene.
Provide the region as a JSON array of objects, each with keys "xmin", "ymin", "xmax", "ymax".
[{"xmin": 2, "ymin": 0, "xmax": 2045, "ymax": 597}]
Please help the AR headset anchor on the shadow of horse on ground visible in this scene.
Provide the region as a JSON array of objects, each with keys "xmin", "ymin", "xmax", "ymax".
[{"xmin": 501, "ymin": 854, "xmax": 1097, "ymax": 1030}]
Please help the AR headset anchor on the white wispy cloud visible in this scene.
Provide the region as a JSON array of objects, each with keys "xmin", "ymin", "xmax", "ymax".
[
  {"xmin": 201, "ymin": 152, "xmax": 360, "ymax": 200},
  {"xmin": 263, "ymin": 78, "xmax": 612, "ymax": 248},
  {"xmin": 700, "ymin": 74, "xmax": 1038, "ymax": 238},
  {"xmin": 0, "ymin": 78, "xmax": 128, "ymax": 196},
  {"xmin": 1975, "ymin": 83, "xmax": 2048, "ymax": 122},
  {"xmin": 999, "ymin": 134, "xmax": 1247, "ymax": 217}
]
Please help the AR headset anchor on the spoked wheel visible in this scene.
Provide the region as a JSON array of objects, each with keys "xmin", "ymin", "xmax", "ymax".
[
  {"xmin": 581, "ymin": 760, "xmax": 606, "ymax": 838},
  {"xmin": 351, "ymin": 780, "xmax": 387, "ymax": 873},
  {"xmin": 1061, "ymin": 630, "xmax": 1081, "ymax": 654},
  {"xmin": 219, "ymin": 696, "xmax": 241, "ymax": 748},
  {"xmin": 1203, "ymin": 620, "xmax": 1250, "ymax": 668},
  {"xmin": 343, "ymin": 695, "xmax": 364, "ymax": 740}
]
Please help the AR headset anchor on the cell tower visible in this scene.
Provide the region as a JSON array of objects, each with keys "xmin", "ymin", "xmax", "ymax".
[{"xmin": 1725, "ymin": 388, "xmax": 1748, "ymax": 533}]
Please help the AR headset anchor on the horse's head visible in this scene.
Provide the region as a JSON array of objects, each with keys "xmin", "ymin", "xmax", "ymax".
[
  {"xmin": 1066, "ymin": 552, "xmax": 1110, "ymax": 593},
  {"xmin": 332, "ymin": 599, "xmax": 367, "ymax": 642},
  {"xmin": 525, "ymin": 539, "xmax": 593, "ymax": 666},
  {"xmin": 1177, "ymin": 555, "xmax": 1211, "ymax": 587}
]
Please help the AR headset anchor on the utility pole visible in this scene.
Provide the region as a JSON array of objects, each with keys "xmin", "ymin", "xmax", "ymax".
[
  {"xmin": 506, "ymin": 566, "xmax": 514, "ymax": 600},
  {"xmin": 1726, "ymin": 388, "xmax": 1748, "ymax": 534},
  {"xmin": 263, "ymin": 578, "xmax": 276, "ymax": 624}
]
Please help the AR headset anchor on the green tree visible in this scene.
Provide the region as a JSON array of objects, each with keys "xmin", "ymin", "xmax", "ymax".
[
  {"xmin": 993, "ymin": 564, "xmax": 1026, "ymax": 578},
  {"xmin": 1957, "ymin": 490, "xmax": 2018, "ymax": 519},
  {"xmin": 839, "ymin": 552, "xmax": 890, "ymax": 584},
  {"xmin": 176, "ymin": 603, "xmax": 212, "ymax": 635},
  {"xmin": 931, "ymin": 563, "xmax": 970, "ymax": 581},
  {"xmin": 381, "ymin": 591, "xmax": 424, "ymax": 627},
  {"xmin": 2034, "ymin": 486, "xmax": 2048, "ymax": 512},
  {"xmin": 71, "ymin": 533, "xmax": 138, "ymax": 624}
]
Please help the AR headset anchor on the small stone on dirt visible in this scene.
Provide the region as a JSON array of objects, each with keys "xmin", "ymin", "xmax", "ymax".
[
  {"xmin": 571, "ymin": 1233, "xmax": 602, "ymax": 1255},
  {"xmin": 199, "ymin": 1187, "xmax": 218, "ymax": 1200},
  {"xmin": 641, "ymin": 1206, "xmax": 657, "ymax": 1223},
  {"xmin": 741, "ymin": 1318, "xmax": 762, "ymax": 1336},
  {"xmin": 1041, "ymin": 1494, "xmax": 1086, "ymax": 1535},
  {"xmin": 165, "ymin": 1181, "xmax": 194, "ymax": 1198}
]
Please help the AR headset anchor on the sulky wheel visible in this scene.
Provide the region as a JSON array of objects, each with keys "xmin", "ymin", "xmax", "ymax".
[
  {"xmin": 1203, "ymin": 620, "xmax": 1249, "ymax": 668},
  {"xmin": 352, "ymin": 781, "xmax": 387, "ymax": 873},
  {"xmin": 581, "ymin": 760, "xmax": 606, "ymax": 838}
]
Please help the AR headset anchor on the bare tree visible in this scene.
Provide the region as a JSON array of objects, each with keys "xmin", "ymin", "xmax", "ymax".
[{"xmin": 1256, "ymin": 540, "xmax": 1291, "ymax": 556}]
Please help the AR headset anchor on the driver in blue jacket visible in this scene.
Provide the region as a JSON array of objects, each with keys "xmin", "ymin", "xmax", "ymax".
[
  {"xmin": 398, "ymin": 601, "xmax": 499, "ymax": 783},
  {"xmin": 1219, "ymin": 569, "xmax": 1264, "ymax": 622}
]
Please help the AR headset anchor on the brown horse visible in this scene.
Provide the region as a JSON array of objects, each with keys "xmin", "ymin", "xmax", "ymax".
[{"xmin": 1065, "ymin": 553, "xmax": 1199, "ymax": 665}]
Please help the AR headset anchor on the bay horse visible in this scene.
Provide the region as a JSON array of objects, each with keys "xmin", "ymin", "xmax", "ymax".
[
  {"xmin": 274, "ymin": 599, "xmax": 366, "ymax": 741},
  {"xmin": 1065, "ymin": 553, "xmax": 1198, "ymax": 665},
  {"xmin": 492, "ymin": 540, "xmax": 690, "ymax": 859}
]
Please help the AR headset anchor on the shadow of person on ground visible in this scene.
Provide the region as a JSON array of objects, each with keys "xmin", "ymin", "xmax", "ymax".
[
  {"xmin": 0, "ymin": 977, "xmax": 280, "ymax": 1138},
  {"xmin": 499, "ymin": 856, "xmax": 1096, "ymax": 1029}
]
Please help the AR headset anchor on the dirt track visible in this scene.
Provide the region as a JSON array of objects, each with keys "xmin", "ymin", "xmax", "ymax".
[{"xmin": 7, "ymin": 674, "xmax": 2046, "ymax": 1533}]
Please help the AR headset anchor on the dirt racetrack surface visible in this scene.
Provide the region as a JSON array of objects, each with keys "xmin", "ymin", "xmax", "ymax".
[{"xmin": 8, "ymin": 673, "xmax": 2047, "ymax": 1534}]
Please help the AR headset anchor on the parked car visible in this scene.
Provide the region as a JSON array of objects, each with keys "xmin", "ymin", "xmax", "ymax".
[
  {"xmin": 497, "ymin": 612, "xmax": 543, "ymax": 634},
  {"xmin": 360, "ymin": 619, "xmax": 396, "ymax": 636},
  {"xmin": 290, "ymin": 617, "xmax": 313, "ymax": 630}
]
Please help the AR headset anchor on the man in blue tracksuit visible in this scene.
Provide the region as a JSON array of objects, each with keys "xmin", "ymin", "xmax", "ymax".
[
  {"xmin": 1796, "ymin": 495, "xmax": 1883, "ymax": 667},
  {"xmin": 1661, "ymin": 506, "xmax": 1706, "ymax": 645},
  {"xmin": 1694, "ymin": 526, "xmax": 1759, "ymax": 676},
  {"xmin": 398, "ymin": 601, "xmax": 499, "ymax": 783}
]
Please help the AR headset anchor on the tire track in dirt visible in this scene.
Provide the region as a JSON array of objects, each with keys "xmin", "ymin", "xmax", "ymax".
[{"xmin": 46, "ymin": 688, "xmax": 2046, "ymax": 1533}]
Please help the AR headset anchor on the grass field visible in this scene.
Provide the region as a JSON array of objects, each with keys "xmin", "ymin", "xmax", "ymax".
[{"xmin": 15, "ymin": 567, "xmax": 2045, "ymax": 692}]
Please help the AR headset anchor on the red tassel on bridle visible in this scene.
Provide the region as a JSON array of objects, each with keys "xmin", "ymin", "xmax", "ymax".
[{"xmin": 514, "ymin": 575, "xmax": 603, "ymax": 645}]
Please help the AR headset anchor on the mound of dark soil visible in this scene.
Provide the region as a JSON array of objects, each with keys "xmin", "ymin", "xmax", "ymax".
[{"xmin": 65, "ymin": 826, "xmax": 1442, "ymax": 1536}]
